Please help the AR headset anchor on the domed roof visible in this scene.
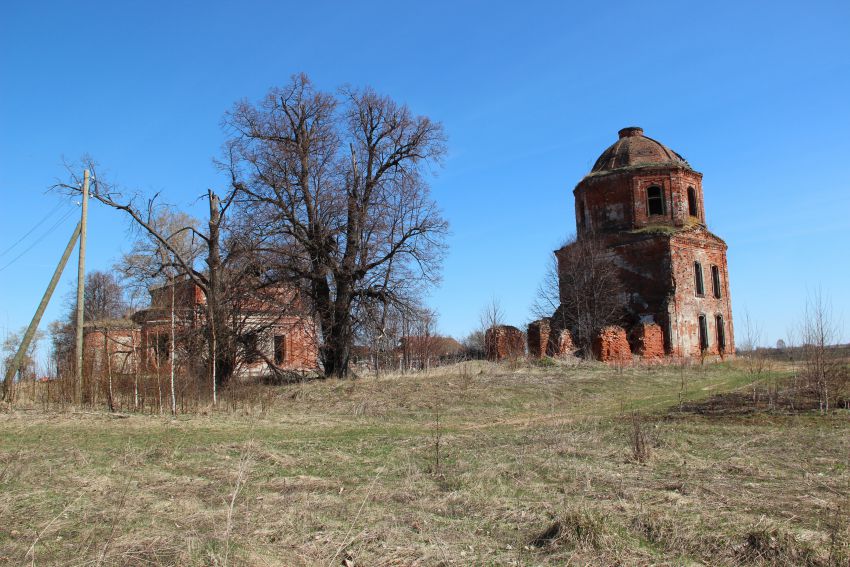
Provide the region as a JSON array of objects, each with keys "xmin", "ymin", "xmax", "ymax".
[{"xmin": 590, "ymin": 127, "xmax": 691, "ymax": 174}]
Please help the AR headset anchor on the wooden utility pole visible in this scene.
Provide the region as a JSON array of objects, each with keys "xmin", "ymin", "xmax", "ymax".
[
  {"xmin": 74, "ymin": 169, "xmax": 90, "ymax": 405},
  {"xmin": 2, "ymin": 222, "xmax": 82, "ymax": 402}
]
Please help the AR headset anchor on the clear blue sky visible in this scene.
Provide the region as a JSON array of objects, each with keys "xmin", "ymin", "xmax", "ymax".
[{"xmin": 1, "ymin": 0, "xmax": 848, "ymax": 364}]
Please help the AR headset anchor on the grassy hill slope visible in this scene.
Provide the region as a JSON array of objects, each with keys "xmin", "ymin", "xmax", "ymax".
[{"xmin": 1, "ymin": 361, "xmax": 848, "ymax": 566}]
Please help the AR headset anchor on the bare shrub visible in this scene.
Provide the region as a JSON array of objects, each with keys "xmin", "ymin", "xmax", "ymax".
[
  {"xmin": 739, "ymin": 527, "xmax": 820, "ymax": 566},
  {"xmin": 628, "ymin": 412, "xmax": 651, "ymax": 463},
  {"xmin": 479, "ymin": 296, "xmax": 504, "ymax": 334},
  {"xmin": 529, "ymin": 509, "xmax": 606, "ymax": 551},
  {"xmin": 430, "ymin": 402, "xmax": 444, "ymax": 478}
]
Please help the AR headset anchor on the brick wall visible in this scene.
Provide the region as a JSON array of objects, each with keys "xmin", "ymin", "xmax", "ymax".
[
  {"xmin": 485, "ymin": 325, "xmax": 526, "ymax": 361},
  {"xmin": 82, "ymin": 324, "xmax": 141, "ymax": 376},
  {"xmin": 593, "ymin": 325, "xmax": 632, "ymax": 363},
  {"xmin": 527, "ymin": 319, "xmax": 550, "ymax": 358},
  {"xmin": 550, "ymin": 329, "xmax": 574, "ymax": 357},
  {"xmin": 668, "ymin": 229, "xmax": 735, "ymax": 358},
  {"xmin": 575, "ymin": 167, "xmax": 705, "ymax": 237},
  {"xmin": 528, "ymin": 319, "xmax": 576, "ymax": 358},
  {"xmin": 630, "ymin": 323, "xmax": 665, "ymax": 361}
]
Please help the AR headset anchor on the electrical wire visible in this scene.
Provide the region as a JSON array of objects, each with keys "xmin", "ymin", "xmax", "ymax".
[
  {"xmin": 0, "ymin": 200, "xmax": 72, "ymax": 258},
  {"xmin": 0, "ymin": 207, "xmax": 78, "ymax": 273}
]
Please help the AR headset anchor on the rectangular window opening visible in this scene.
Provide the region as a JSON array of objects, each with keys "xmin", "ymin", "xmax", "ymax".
[
  {"xmin": 694, "ymin": 262, "xmax": 705, "ymax": 296},
  {"xmin": 274, "ymin": 334, "xmax": 286, "ymax": 365},
  {"xmin": 688, "ymin": 187, "xmax": 699, "ymax": 217},
  {"xmin": 715, "ymin": 315, "xmax": 725, "ymax": 352},
  {"xmin": 698, "ymin": 315, "xmax": 709, "ymax": 351},
  {"xmin": 647, "ymin": 186, "xmax": 665, "ymax": 216},
  {"xmin": 711, "ymin": 265, "xmax": 721, "ymax": 298},
  {"xmin": 244, "ymin": 332, "xmax": 262, "ymax": 363},
  {"xmin": 155, "ymin": 333, "xmax": 169, "ymax": 365}
]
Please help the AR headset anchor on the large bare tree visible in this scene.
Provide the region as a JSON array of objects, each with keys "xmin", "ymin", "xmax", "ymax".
[{"xmin": 225, "ymin": 74, "xmax": 448, "ymax": 378}]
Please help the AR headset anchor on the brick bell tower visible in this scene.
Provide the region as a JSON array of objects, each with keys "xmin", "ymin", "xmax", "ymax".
[{"xmin": 555, "ymin": 127, "xmax": 734, "ymax": 359}]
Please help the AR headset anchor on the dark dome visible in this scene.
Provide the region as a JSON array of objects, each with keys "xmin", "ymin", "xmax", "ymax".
[{"xmin": 590, "ymin": 127, "xmax": 691, "ymax": 174}]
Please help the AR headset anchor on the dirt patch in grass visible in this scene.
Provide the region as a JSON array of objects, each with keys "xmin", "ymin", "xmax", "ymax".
[{"xmin": 677, "ymin": 380, "xmax": 850, "ymax": 415}]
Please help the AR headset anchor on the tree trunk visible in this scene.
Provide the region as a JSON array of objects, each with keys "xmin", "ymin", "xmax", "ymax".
[
  {"xmin": 322, "ymin": 334, "xmax": 351, "ymax": 378},
  {"xmin": 319, "ymin": 294, "xmax": 353, "ymax": 379},
  {"xmin": 104, "ymin": 331, "xmax": 114, "ymax": 412},
  {"xmin": 132, "ymin": 332, "xmax": 139, "ymax": 411},
  {"xmin": 206, "ymin": 190, "xmax": 224, "ymax": 401},
  {"xmin": 170, "ymin": 278, "xmax": 177, "ymax": 416}
]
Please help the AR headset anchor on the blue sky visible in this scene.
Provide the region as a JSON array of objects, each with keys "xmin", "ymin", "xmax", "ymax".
[{"xmin": 1, "ymin": 0, "xmax": 849, "ymax": 363}]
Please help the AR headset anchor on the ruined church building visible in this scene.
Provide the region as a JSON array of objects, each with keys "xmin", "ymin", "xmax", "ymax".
[{"xmin": 531, "ymin": 127, "xmax": 735, "ymax": 362}]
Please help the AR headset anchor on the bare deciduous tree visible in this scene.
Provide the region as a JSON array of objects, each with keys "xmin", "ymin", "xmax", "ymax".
[
  {"xmin": 547, "ymin": 235, "xmax": 624, "ymax": 357},
  {"xmin": 530, "ymin": 254, "xmax": 561, "ymax": 321},
  {"xmin": 799, "ymin": 288, "xmax": 847, "ymax": 411},
  {"xmin": 117, "ymin": 208, "xmax": 204, "ymax": 306},
  {"xmin": 117, "ymin": 208, "xmax": 205, "ymax": 415},
  {"xmin": 225, "ymin": 74, "xmax": 448, "ymax": 378},
  {"xmin": 50, "ymin": 271, "xmax": 129, "ymax": 375},
  {"xmin": 56, "ymin": 165, "xmax": 241, "ymax": 400},
  {"xmin": 2, "ymin": 327, "xmax": 44, "ymax": 383},
  {"xmin": 461, "ymin": 330, "xmax": 485, "ymax": 359},
  {"xmin": 737, "ymin": 308, "xmax": 763, "ymax": 353},
  {"xmin": 479, "ymin": 296, "xmax": 504, "ymax": 333},
  {"xmin": 81, "ymin": 271, "xmax": 129, "ymax": 321}
]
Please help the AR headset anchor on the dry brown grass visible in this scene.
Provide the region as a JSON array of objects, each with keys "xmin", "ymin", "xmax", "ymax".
[{"xmin": 1, "ymin": 359, "xmax": 848, "ymax": 565}]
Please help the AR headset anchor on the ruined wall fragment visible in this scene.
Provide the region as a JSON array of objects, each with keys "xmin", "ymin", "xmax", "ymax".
[
  {"xmin": 630, "ymin": 323, "xmax": 665, "ymax": 361},
  {"xmin": 485, "ymin": 325, "xmax": 526, "ymax": 361},
  {"xmin": 527, "ymin": 319, "xmax": 550, "ymax": 359},
  {"xmin": 593, "ymin": 325, "xmax": 631, "ymax": 363}
]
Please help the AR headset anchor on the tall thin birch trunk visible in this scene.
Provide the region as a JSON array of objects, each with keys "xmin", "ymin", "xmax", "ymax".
[
  {"xmin": 170, "ymin": 278, "xmax": 177, "ymax": 416},
  {"xmin": 132, "ymin": 332, "xmax": 139, "ymax": 411},
  {"xmin": 156, "ymin": 330, "xmax": 162, "ymax": 414},
  {"xmin": 104, "ymin": 331, "xmax": 114, "ymax": 412}
]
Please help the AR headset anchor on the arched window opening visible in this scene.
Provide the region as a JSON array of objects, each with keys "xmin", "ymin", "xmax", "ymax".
[
  {"xmin": 715, "ymin": 315, "xmax": 725, "ymax": 352},
  {"xmin": 647, "ymin": 186, "xmax": 665, "ymax": 216},
  {"xmin": 687, "ymin": 187, "xmax": 699, "ymax": 217},
  {"xmin": 694, "ymin": 261, "xmax": 705, "ymax": 296},
  {"xmin": 711, "ymin": 265, "xmax": 721, "ymax": 298},
  {"xmin": 698, "ymin": 315, "xmax": 709, "ymax": 351},
  {"xmin": 579, "ymin": 202, "xmax": 587, "ymax": 229}
]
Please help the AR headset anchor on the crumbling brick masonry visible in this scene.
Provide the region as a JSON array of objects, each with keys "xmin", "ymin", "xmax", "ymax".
[
  {"xmin": 527, "ymin": 318, "xmax": 575, "ymax": 358},
  {"xmin": 593, "ymin": 325, "xmax": 632, "ymax": 363},
  {"xmin": 527, "ymin": 319, "xmax": 551, "ymax": 359},
  {"xmin": 630, "ymin": 323, "xmax": 665, "ymax": 361},
  {"xmin": 485, "ymin": 325, "xmax": 526, "ymax": 361}
]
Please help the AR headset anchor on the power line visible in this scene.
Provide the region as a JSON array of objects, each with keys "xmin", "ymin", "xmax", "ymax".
[
  {"xmin": 0, "ymin": 200, "xmax": 72, "ymax": 258},
  {"xmin": 0, "ymin": 207, "xmax": 78, "ymax": 273}
]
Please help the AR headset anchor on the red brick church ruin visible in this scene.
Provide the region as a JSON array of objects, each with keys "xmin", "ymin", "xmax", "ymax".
[
  {"xmin": 532, "ymin": 127, "xmax": 735, "ymax": 362},
  {"xmin": 82, "ymin": 279, "xmax": 318, "ymax": 380}
]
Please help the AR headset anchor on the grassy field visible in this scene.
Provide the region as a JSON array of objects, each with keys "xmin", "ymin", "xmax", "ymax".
[{"xmin": 1, "ymin": 360, "xmax": 848, "ymax": 566}]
